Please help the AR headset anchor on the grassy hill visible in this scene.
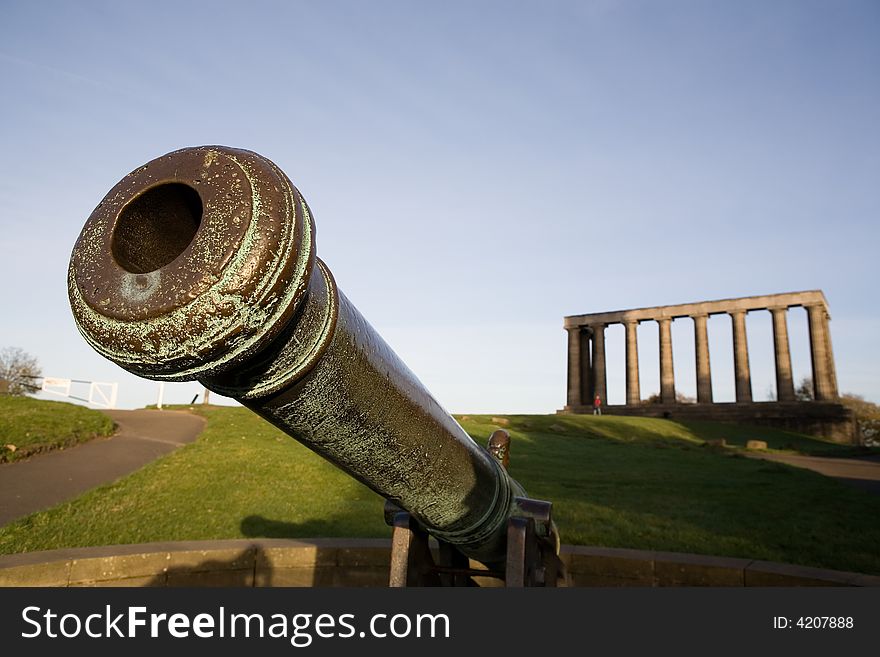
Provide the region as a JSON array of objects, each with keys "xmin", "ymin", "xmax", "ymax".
[
  {"xmin": 0, "ymin": 397, "xmax": 115, "ymax": 463},
  {"xmin": 1, "ymin": 407, "xmax": 878, "ymax": 574}
]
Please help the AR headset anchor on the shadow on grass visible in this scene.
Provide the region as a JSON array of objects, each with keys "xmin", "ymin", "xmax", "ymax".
[{"xmin": 240, "ymin": 514, "xmax": 349, "ymax": 539}]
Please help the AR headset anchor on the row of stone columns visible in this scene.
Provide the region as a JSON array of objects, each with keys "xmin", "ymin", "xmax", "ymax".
[{"xmin": 566, "ymin": 304, "xmax": 838, "ymax": 407}]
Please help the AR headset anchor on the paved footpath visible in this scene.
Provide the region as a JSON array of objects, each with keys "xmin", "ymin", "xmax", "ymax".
[
  {"xmin": 749, "ymin": 452, "xmax": 880, "ymax": 496},
  {"xmin": 0, "ymin": 410, "xmax": 205, "ymax": 526}
]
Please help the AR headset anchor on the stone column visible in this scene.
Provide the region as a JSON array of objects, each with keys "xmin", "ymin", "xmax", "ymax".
[
  {"xmin": 566, "ymin": 327, "xmax": 583, "ymax": 408},
  {"xmin": 581, "ymin": 327, "xmax": 593, "ymax": 406},
  {"xmin": 730, "ymin": 310, "xmax": 752, "ymax": 403},
  {"xmin": 693, "ymin": 314, "xmax": 713, "ymax": 404},
  {"xmin": 624, "ymin": 320, "xmax": 640, "ymax": 405},
  {"xmin": 591, "ymin": 324, "xmax": 607, "ymax": 406},
  {"xmin": 658, "ymin": 317, "xmax": 675, "ymax": 404},
  {"xmin": 769, "ymin": 307, "xmax": 795, "ymax": 402},
  {"xmin": 806, "ymin": 304, "xmax": 836, "ymax": 401},
  {"xmin": 824, "ymin": 314, "xmax": 840, "ymax": 399}
]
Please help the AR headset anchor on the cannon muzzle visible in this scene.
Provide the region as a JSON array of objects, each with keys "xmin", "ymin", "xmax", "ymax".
[{"xmin": 68, "ymin": 146, "xmax": 533, "ymax": 568}]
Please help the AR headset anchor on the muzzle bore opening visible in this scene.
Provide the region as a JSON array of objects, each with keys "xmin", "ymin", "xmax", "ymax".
[{"xmin": 111, "ymin": 182, "xmax": 202, "ymax": 274}]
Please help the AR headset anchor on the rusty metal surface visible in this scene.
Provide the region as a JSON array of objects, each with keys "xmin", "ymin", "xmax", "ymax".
[
  {"xmin": 68, "ymin": 145, "xmax": 529, "ymax": 567},
  {"xmin": 68, "ymin": 147, "xmax": 315, "ymax": 381},
  {"xmin": 487, "ymin": 429, "xmax": 511, "ymax": 469}
]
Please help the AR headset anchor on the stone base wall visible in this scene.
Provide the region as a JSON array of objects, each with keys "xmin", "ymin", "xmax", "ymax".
[
  {"xmin": 561, "ymin": 401, "xmax": 857, "ymax": 444},
  {"xmin": 1, "ymin": 539, "xmax": 877, "ymax": 587}
]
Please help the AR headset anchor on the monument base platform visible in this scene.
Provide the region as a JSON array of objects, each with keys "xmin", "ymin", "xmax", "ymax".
[{"xmin": 559, "ymin": 401, "xmax": 857, "ymax": 444}]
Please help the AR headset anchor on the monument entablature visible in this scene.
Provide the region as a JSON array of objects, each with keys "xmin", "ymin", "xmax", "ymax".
[{"xmin": 563, "ymin": 290, "xmax": 830, "ymax": 327}]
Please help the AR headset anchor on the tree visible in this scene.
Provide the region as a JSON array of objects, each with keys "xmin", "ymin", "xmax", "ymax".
[
  {"xmin": 840, "ymin": 393, "xmax": 880, "ymax": 446},
  {"xmin": 794, "ymin": 376, "xmax": 813, "ymax": 402},
  {"xmin": 0, "ymin": 347, "xmax": 42, "ymax": 396},
  {"xmin": 645, "ymin": 391, "xmax": 696, "ymax": 404}
]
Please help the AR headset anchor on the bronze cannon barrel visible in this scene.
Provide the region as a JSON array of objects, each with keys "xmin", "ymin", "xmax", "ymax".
[{"xmin": 67, "ymin": 146, "xmax": 526, "ymax": 566}]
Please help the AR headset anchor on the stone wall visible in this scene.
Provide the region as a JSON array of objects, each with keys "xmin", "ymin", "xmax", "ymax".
[
  {"xmin": 1, "ymin": 539, "xmax": 877, "ymax": 587},
  {"xmin": 566, "ymin": 401, "xmax": 857, "ymax": 444}
]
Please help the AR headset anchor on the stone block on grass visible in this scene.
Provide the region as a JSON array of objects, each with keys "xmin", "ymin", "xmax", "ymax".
[
  {"xmin": 653, "ymin": 552, "xmax": 749, "ymax": 586},
  {"xmin": 71, "ymin": 575, "xmax": 163, "ymax": 588},
  {"xmin": 745, "ymin": 561, "xmax": 856, "ymax": 587},
  {"xmin": 165, "ymin": 568, "xmax": 254, "ymax": 587},
  {"xmin": 564, "ymin": 546, "xmax": 654, "ymax": 586},
  {"xmin": 258, "ymin": 544, "xmax": 337, "ymax": 570},
  {"xmin": 69, "ymin": 552, "xmax": 174, "ymax": 584},
  {"xmin": 0, "ymin": 561, "xmax": 71, "ymax": 587}
]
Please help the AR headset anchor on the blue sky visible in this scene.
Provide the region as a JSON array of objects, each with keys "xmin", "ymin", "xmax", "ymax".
[{"xmin": 1, "ymin": 1, "xmax": 878, "ymax": 411}]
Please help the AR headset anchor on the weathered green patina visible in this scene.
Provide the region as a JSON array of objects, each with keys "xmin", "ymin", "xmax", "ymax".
[{"xmin": 68, "ymin": 146, "xmax": 528, "ymax": 566}]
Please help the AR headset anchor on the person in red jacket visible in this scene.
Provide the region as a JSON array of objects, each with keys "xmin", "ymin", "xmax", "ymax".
[{"xmin": 593, "ymin": 394, "xmax": 602, "ymax": 415}]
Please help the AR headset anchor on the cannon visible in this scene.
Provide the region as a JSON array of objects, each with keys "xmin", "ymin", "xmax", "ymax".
[{"xmin": 67, "ymin": 146, "xmax": 560, "ymax": 586}]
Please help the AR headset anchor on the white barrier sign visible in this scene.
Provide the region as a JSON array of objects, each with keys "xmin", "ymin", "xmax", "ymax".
[
  {"xmin": 40, "ymin": 377, "xmax": 118, "ymax": 409},
  {"xmin": 89, "ymin": 382, "xmax": 119, "ymax": 409},
  {"xmin": 41, "ymin": 378, "xmax": 72, "ymax": 396}
]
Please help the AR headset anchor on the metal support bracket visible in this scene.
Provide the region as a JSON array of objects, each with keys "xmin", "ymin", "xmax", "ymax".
[
  {"xmin": 385, "ymin": 498, "xmax": 563, "ymax": 587},
  {"xmin": 505, "ymin": 497, "xmax": 562, "ymax": 587}
]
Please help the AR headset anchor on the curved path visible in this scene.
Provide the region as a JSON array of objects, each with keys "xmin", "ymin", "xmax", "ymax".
[
  {"xmin": 749, "ymin": 452, "xmax": 880, "ymax": 495},
  {"xmin": 0, "ymin": 409, "xmax": 205, "ymax": 526}
]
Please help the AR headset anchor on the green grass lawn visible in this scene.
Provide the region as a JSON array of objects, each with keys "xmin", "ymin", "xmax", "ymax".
[
  {"xmin": 0, "ymin": 397, "xmax": 115, "ymax": 463},
  {"xmin": 1, "ymin": 407, "xmax": 879, "ymax": 575}
]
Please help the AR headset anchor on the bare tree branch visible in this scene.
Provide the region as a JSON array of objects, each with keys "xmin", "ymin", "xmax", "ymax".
[{"xmin": 0, "ymin": 347, "xmax": 42, "ymax": 396}]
